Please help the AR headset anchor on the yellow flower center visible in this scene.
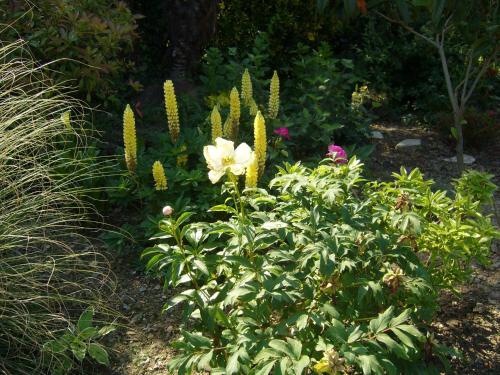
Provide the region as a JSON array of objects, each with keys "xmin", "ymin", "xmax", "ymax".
[{"xmin": 222, "ymin": 156, "xmax": 234, "ymax": 166}]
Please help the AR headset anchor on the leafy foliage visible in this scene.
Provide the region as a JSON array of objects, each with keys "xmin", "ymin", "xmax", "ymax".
[
  {"xmin": 143, "ymin": 159, "xmax": 497, "ymax": 374},
  {"xmin": 1, "ymin": 0, "xmax": 138, "ymax": 104}
]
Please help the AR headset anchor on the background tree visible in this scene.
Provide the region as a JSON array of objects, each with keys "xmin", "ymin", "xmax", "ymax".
[{"xmin": 335, "ymin": 0, "xmax": 499, "ymax": 172}]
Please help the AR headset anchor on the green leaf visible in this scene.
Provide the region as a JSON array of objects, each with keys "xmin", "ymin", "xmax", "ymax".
[
  {"xmin": 376, "ymin": 333, "xmax": 408, "ymax": 359},
  {"xmin": 255, "ymin": 360, "xmax": 276, "ymax": 375},
  {"xmin": 77, "ymin": 306, "xmax": 94, "ymax": 332},
  {"xmin": 97, "ymin": 325, "xmax": 116, "ymax": 337},
  {"xmin": 293, "ymin": 355, "xmax": 310, "ymax": 374},
  {"xmin": 226, "ymin": 350, "xmax": 240, "ymax": 375},
  {"xmin": 369, "ymin": 306, "xmax": 394, "ymax": 334},
  {"xmin": 432, "ymin": 0, "xmax": 446, "ymax": 26},
  {"xmin": 390, "ymin": 309, "xmax": 411, "ymax": 327},
  {"xmin": 321, "ymin": 303, "xmax": 340, "ymax": 319},
  {"xmin": 88, "ymin": 343, "xmax": 109, "ymax": 365},
  {"xmin": 70, "ymin": 340, "xmax": 86, "ymax": 361},
  {"xmin": 286, "ymin": 338, "xmax": 302, "ymax": 360},
  {"xmin": 78, "ymin": 327, "xmax": 98, "ymax": 340},
  {"xmin": 182, "ymin": 331, "xmax": 212, "ymax": 348},
  {"xmin": 397, "ymin": 324, "xmax": 422, "ymax": 338},
  {"xmin": 43, "ymin": 339, "xmax": 67, "ymax": 354},
  {"xmin": 392, "ymin": 328, "xmax": 415, "ymax": 348},
  {"xmin": 198, "ymin": 350, "xmax": 213, "ymax": 371},
  {"xmin": 193, "ymin": 258, "xmax": 209, "ymax": 275},
  {"xmin": 269, "ymin": 339, "xmax": 295, "ymax": 359},
  {"xmin": 176, "ymin": 211, "xmax": 195, "ymax": 227},
  {"xmin": 358, "ymin": 354, "xmax": 383, "ymax": 375},
  {"xmin": 395, "ymin": 0, "xmax": 411, "ymax": 22}
]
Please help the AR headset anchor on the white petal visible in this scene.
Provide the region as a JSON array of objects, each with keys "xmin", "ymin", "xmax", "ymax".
[
  {"xmin": 215, "ymin": 138, "xmax": 235, "ymax": 159},
  {"xmin": 233, "ymin": 142, "xmax": 252, "ymax": 165},
  {"xmin": 208, "ymin": 169, "xmax": 225, "ymax": 184},
  {"xmin": 229, "ymin": 164, "xmax": 246, "ymax": 175},
  {"xmin": 203, "ymin": 145, "xmax": 222, "ymax": 169}
]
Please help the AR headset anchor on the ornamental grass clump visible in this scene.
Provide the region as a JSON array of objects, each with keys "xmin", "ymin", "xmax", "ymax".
[
  {"xmin": 0, "ymin": 40, "xmax": 116, "ymax": 374},
  {"xmin": 144, "ymin": 156, "xmax": 498, "ymax": 374},
  {"xmin": 164, "ymin": 79, "xmax": 180, "ymax": 143}
]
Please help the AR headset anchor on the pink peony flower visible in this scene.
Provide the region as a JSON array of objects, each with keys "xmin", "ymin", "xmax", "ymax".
[
  {"xmin": 162, "ymin": 205, "xmax": 174, "ymax": 216},
  {"xmin": 273, "ymin": 127, "xmax": 290, "ymax": 140},
  {"xmin": 327, "ymin": 144, "xmax": 348, "ymax": 164}
]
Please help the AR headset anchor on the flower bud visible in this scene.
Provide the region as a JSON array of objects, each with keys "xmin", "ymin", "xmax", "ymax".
[{"xmin": 162, "ymin": 205, "xmax": 174, "ymax": 216}]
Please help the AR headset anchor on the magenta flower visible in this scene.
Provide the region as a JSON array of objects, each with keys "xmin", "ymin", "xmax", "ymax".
[
  {"xmin": 274, "ymin": 127, "xmax": 290, "ymax": 140},
  {"xmin": 327, "ymin": 144, "xmax": 348, "ymax": 164}
]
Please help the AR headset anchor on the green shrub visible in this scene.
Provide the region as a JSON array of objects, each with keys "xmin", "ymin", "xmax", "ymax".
[
  {"xmin": 1, "ymin": 0, "xmax": 138, "ymax": 105},
  {"xmin": 432, "ymin": 108, "xmax": 500, "ymax": 149},
  {"xmin": 143, "ymin": 156, "xmax": 497, "ymax": 374},
  {"xmin": 0, "ymin": 40, "xmax": 116, "ymax": 374}
]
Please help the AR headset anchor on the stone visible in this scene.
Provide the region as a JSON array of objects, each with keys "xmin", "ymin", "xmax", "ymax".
[
  {"xmin": 395, "ymin": 138, "xmax": 421, "ymax": 149},
  {"xmin": 370, "ymin": 131, "xmax": 384, "ymax": 139},
  {"xmin": 443, "ymin": 154, "xmax": 476, "ymax": 164}
]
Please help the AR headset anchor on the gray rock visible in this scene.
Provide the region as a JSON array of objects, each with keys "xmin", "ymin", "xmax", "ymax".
[
  {"xmin": 443, "ymin": 154, "xmax": 476, "ymax": 164},
  {"xmin": 371, "ymin": 131, "xmax": 384, "ymax": 139},
  {"xmin": 395, "ymin": 138, "xmax": 422, "ymax": 149}
]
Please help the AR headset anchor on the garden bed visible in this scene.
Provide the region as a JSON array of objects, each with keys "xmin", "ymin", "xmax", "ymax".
[{"xmin": 96, "ymin": 122, "xmax": 499, "ymax": 375}]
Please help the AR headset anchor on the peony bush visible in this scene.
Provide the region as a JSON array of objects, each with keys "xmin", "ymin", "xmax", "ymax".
[{"xmin": 143, "ymin": 150, "xmax": 498, "ymax": 374}]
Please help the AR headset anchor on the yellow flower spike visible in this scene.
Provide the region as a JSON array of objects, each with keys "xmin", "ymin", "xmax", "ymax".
[
  {"xmin": 163, "ymin": 80, "xmax": 180, "ymax": 143},
  {"xmin": 268, "ymin": 70, "xmax": 280, "ymax": 119},
  {"xmin": 61, "ymin": 111, "xmax": 71, "ymax": 130},
  {"xmin": 245, "ymin": 151, "xmax": 258, "ymax": 189},
  {"xmin": 176, "ymin": 144, "xmax": 188, "ymax": 167},
  {"xmin": 249, "ymin": 98, "xmax": 258, "ymax": 117},
  {"xmin": 229, "ymin": 87, "xmax": 240, "ymax": 140},
  {"xmin": 253, "ymin": 111, "xmax": 267, "ymax": 176},
  {"xmin": 123, "ymin": 104, "xmax": 137, "ymax": 172},
  {"xmin": 223, "ymin": 114, "xmax": 233, "ymax": 140},
  {"xmin": 152, "ymin": 161, "xmax": 167, "ymax": 191},
  {"xmin": 210, "ymin": 106, "xmax": 223, "ymax": 143},
  {"xmin": 241, "ymin": 68, "xmax": 253, "ymax": 106}
]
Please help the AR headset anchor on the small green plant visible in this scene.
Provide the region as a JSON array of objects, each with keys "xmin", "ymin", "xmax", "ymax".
[
  {"xmin": 43, "ymin": 307, "xmax": 116, "ymax": 374},
  {"xmin": 143, "ymin": 152, "xmax": 496, "ymax": 373}
]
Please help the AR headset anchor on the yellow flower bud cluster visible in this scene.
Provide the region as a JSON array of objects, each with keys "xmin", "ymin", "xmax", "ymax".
[
  {"xmin": 164, "ymin": 80, "xmax": 180, "ymax": 143},
  {"xmin": 210, "ymin": 106, "xmax": 223, "ymax": 143},
  {"xmin": 253, "ymin": 111, "xmax": 266, "ymax": 176},
  {"xmin": 61, "ymin": 111, "xmax": 71, "ymax": 130},
  {"xmin": 229, "ymin": 87, "xmax": 240, "ymax": 140},
  {"xmin": 268, "ymin": 70, "xmax": 280, "ymax": 119},
  {"xmin": 152, "ymin": 161, "xmax": 167, "ymax": 191},
  {"xmin": 123, "ymin": 104, "xmax": 137, "ymax": 172},
  {"xmin": 176, "ymin": 144, "xmax": 188, "ymax": 167},
  {"xmin": 245, "ymin": 152, "xmax": 259, "ymax": 188},
  {"xmin": 241, "ymin": 68, "xmax": 253, "ymax": 106}
]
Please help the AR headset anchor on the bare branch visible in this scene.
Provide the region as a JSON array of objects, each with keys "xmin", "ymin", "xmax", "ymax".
[
  {"xmin": 464, "ymin": 45, "xmax": 499, "ymax": 105},
  {"xmin": 374, "ymin": 10, "xmax": 439, "ymax": 47}
]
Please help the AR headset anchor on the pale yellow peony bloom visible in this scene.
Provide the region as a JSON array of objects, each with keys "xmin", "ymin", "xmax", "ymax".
[
  {"xmin": 268, "ymin": 70, "xmax": 280, "ymax": 119},
  {"xmin": 211, "ymin": 106, "xmax": 223, "ymax": 143},
  {"xmin": 164, "ymin": 80, "xmax": 180, "ymax": 143},
  {"xmin": 203, "ymin": 138, "xmax": 252, "ymax": 184},
  {"xmin": 245, "ymin": 151, "xmax": 258, "ymax": 188},
  {"xmin": 123, "ymin": 104, "xmax": 137, "ymax": 172},
  {"xmin": 152, "ymin": 161, "xmax": 167, "ymax": 191}
]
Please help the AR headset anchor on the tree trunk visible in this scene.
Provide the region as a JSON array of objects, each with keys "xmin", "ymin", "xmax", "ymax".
[
  {"xmin": 453, "ymin": 109, "xmax": 465, "ymax": 173},
  {"xmin": 166, "ymin": 0, "xmax": 219, "ymax": 79}
]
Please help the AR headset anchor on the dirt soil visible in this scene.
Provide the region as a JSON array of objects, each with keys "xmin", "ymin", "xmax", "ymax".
[{"xmin": 94, "ymin": 122, "xmax": 499, "ymax": 375}]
